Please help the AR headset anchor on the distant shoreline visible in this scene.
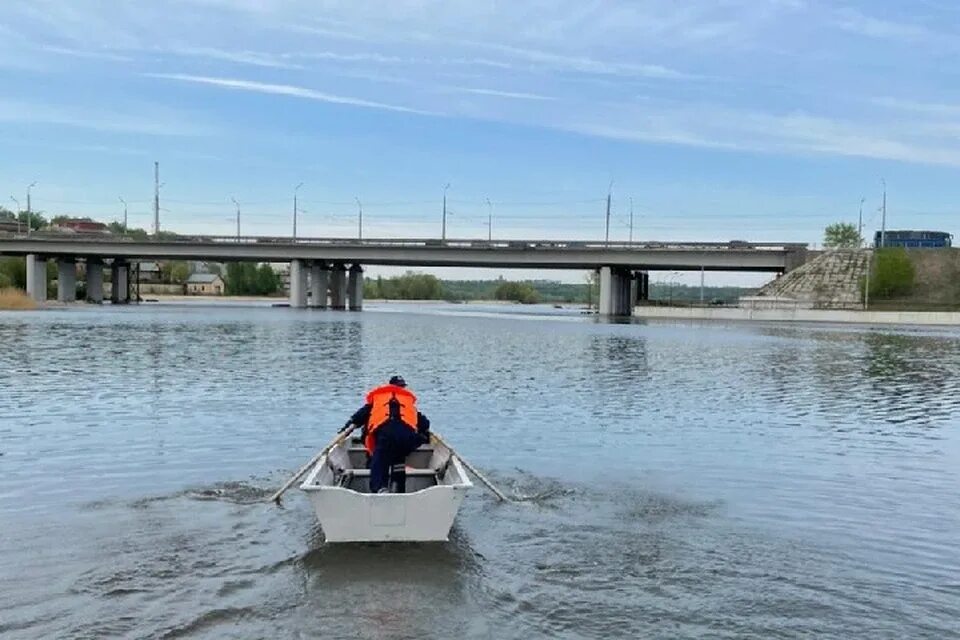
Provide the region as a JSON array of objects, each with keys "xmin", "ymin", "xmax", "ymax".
[{"xmin": 635, "ymin": 306, "xmax": 960, "ymax": 327}]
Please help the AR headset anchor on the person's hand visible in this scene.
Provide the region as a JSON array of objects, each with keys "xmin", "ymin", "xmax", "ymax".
[{"xmin": 338, "ymin": 421, "xmax": 354, "ymax": 433}]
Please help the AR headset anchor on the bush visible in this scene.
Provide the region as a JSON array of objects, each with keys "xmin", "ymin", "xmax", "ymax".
[
  {"xmin": 867, "ymin": 248, "xmax": 915, "ymax": 299},
  {"xmin": 494, "ymin": 281, "xmax": 539, "ymax": 304}
]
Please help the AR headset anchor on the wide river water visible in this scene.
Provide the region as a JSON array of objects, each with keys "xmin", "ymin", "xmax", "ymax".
[{"xmin": 1, "ymin": 302, "xmax": 959, "ymax": 639}]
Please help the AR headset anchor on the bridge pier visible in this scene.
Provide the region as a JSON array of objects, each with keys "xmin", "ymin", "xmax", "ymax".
[
  {"xmin": 25, "ymin": 254, "xmax": 47, "ymax": 303},
  {"xmin": 598, "ymin": 266, "xmax": 633, "ymax": 316},
  {"xmin": 86, "ymin": 258, "xmax": 103, "ymax": 303},
  {"xmin": 348, "ymin": 264, "xmax": 363, "ymax": 311},
  {"xmin": 289, "ymin": 259, "xmax": 307, "ymax": 308},
  {"xmin": 110, "ymin": 259, "xmax": 130, "ymax": 304},
  {"xmin": 57, "ymin": 259, "xmax": 77, "ymax": 302},
  {"xmin": 309, "ymin": 262, "xmax": 329, "ymax": 309},
  {"xmin": 330, "ymin": 264, "xmax": 347, "ymax": 310}
]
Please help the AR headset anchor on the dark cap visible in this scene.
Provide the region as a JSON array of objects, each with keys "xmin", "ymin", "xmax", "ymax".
[{"xmin": 388, "ymin": 375, "xmax": 407, "ymax": 387}]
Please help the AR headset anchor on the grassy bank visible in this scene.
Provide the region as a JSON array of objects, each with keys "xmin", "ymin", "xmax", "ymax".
[
  {"xmin": 867, "ymin": 248, "xmax": 960, "ymax": 311},
  {"xmin": 0, "ymin": 288, "xmax": 37, "ymax": 310}
]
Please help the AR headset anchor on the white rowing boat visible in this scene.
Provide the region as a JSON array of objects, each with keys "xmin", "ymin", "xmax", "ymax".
[{"xmin": 299, "ymin": 433, "xmax": 473, "ymax": 542}]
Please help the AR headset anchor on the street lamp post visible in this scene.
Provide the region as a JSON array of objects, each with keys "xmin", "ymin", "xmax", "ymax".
[
  {"xmin": 485, "ymin": 198, "xmax": 493, "ymax": 242},
  {"xmin": 231, "ymin": 197, "xmax": 240, "ymax": 241},
  {"xmin": 9, "ymin": 196, "xmax": 21, "ymax": 233},
  {"xmin": 857, "ymin": 196, "xmax": 865, "ymax": 247},
  {"xmin": 355, "ymin": 197, "xmax": 363, "ymax": 241},
  {"xmin": 293, "ymin": 182, "xmax": 303, "ymax": 240},
  {"xmin": 26, "ymin": 181, "xmax": 36, "ymax": 234},
  {"xmin": 119, "ymin": 196, "xmax": 128, "ymax": 231},
  {"xmin": 880, "ymin": 178, "xmax": 887, "ymax": 248},
  {"xmin": 441, "ymin": 183, "xmax": 450, "ymax": 241}
]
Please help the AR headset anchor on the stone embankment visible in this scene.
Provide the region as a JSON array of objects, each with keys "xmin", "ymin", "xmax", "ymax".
[{"xmin": 745, "ymin": 249, "xmax": 869, "ymax": 310}]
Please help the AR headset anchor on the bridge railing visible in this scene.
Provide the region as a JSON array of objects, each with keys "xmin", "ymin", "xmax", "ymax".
[{"xmin": 0, "ymin": 230, "xmax": 808, "ymax": 252}]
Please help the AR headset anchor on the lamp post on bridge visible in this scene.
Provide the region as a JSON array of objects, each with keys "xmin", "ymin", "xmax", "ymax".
[
  {"xmin": 485, "ymin": 198, "xmax": 493, "ymax": 242},
  {"xmin": 9, "ymin": 196, "xmax": 21, "ymax": 234},
  {"xmin": 231, "ymin": 197, "xmax": 241, "ymax": 241},
  {"xmin": 293, "ymin": 182, "xmax": 303, "ymax": 241},
  {"xmin": 26, "ymin": 181, "xmax": 36, "ymax": 235},
  {"xmin": 441, "ymin": 183, "xmax": 451, "ymax": 242},
  {"xmin": 857, "ymin": 196, "xmax": 865, "ymax": 248},
  {"xmin": 355, "ymin": 197, "xmax": 363, "ymax": 241},
  {"xmin": 119, "ymin": 196, "xmax": 128, "ymax": 232}
]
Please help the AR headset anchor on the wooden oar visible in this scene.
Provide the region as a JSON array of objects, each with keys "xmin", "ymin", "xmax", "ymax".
[
  {"xmin": 269, "ymin": 423, "xmax": 357, "ymax": 505},
  {"xmin": 431, "ymin": 432, "xmax": 512, "ymax": 503}
]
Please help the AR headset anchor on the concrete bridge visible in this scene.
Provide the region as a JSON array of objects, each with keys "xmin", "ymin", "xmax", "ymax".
[{"xmin": 0, "ymin": 234, "xmax": 807, "ymax": 315}]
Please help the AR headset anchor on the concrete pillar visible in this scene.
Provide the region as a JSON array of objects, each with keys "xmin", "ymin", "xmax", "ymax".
[
  {"xmin": 309, "ymin": 262, "xmax": 329, "ymax": 309},
  {"xmin": 57, "ymin": 259, "xmax": 77, "ymax": 303},
  {"xmin": 330, "ymin": 264, "xmax": 347, "ymax": 310},
  {"xmin": 86, "ymin": 258, "xmax": 103, "ymax": 304},
  {"xmin": 598, "ymin": 266, "xmax": 633, "ymax": 316},
  {"xmin": 630, "ymin": 273, "xmax": 639, "ymax": 309},
  {"xmin": 111, "ymin": 260, "xmax": 129, "ymax": 304},
  {"xmin": 289, "ymin": 259, "xmax": 307, "ymax": 308},
  {"xmin": 347, "ymin": 264, "xmax": 363, "ymax": 311},
  {"xmin": 25, "ymin": 254, "xmax": 47, "ymax": 303},
  {"xmin": 598, "ymin": 266, "xmax": 613, "ymax": 316}
]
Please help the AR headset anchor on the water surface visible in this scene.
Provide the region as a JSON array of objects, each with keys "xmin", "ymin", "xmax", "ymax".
[{"xmin": 1, "ymin": 303, "xmax": 958, "ymax": 639}]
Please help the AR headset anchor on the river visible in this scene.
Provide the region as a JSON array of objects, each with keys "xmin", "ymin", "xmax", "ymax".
[{"xmin": 1, "ymin": 302, "xmax": 958, "ymax": 639}]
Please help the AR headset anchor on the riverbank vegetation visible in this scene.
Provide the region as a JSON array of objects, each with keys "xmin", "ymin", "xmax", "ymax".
[
  {"xmin": 0, "ymin": 287, "xmax": 37, "ymax": 310},
  {"xmin": 864, "ymin": 248, "xmax": 960, "ymax": 310},
  {"xmin": 224, "ymin": 263, "xmax": 282, "ymax": 296}
]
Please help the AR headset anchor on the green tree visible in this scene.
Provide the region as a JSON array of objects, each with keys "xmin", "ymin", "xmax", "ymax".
[
  {"xmin": 0, "ymin": 258, "xmax": 27, "ymax": 289},
  {"xmin": 494, "ymin": 281, "xmax": 539, "ymax": 304},
  {"xmin": 867, "ymin": 248, "xmax": 915, "ymax": 299},
  {"xmin": 254, "ymin": 264, "xmax": 280, "ymax": 295},
  {"xmin": 824, "ymin": 222, "xmax": 862, "ymax": 249},
  {"xmin": 167, "ymin": 261, "xmax": 191, "ymax": 284},
  {"xmin": 17, "ymin": 211, "xmax": 47, "ymax": 231}
]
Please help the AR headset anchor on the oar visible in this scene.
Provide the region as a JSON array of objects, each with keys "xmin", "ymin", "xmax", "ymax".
[
  {"xmin": 269, "ymin": 423, "xmax": 357, "ymax": 505},
  {"xmin": 430, "ymin": 432, "xmax": 512, "ymax": 503}
]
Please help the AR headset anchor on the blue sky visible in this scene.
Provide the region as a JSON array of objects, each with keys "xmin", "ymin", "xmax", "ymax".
[{"xmin": 1, "ymin": 1, "xmax": 958, "ymax": 284}]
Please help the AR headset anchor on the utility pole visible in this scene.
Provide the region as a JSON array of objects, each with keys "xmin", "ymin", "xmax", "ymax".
[
  {"xmin": 442, "ymin": 183, "xmax": 450, "ymax": 241},
  {"xmin": 9, "ymin": 196, "xmax": 21, "ymax": 233},
  {"xmin": 604, "ymin": 183, "xmax": 612, "ymax": 245},
  {"xmin": 231, "ymin": 197, "xmax": 240, "ymax": 241},
  {"xmin": 153, "ymin": 162, "xmax": 160, "ymax": 236},
  {"xmin": 119, "ymin": 196, "xmax": 128, "ymax": 231},
  {"xmin": 700, "ymin": 266, "xmax": 705, "ymax": 304},
  {"xmin": 355, "ymin": 197, "xmax": 363, "ymax": 240},
  {"xmin": 293, "ymin": 182, "xmax": 303, "ymax": 240},
  {"xmin": 26, "ymin": 181, "xmax": 36, "ymax": 235},
  {"xmin": 857, "ymin": 196, "xmax": 865, "ymax": 247},
  {"xmin": 485, "ymin": 198, "xmax": 493, "ymax": 242},
  {"xmin": 880, "ymin": 178, "xmax": 887, "ymax": 249},
  {"xmin": 629, "ymin": 197, "xmax": 634, "ymax": 243}
]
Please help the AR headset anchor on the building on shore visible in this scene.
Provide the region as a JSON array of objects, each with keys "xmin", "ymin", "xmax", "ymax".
[{"xmin": 185, "ymin": 273, "xmax": 225, "ymax": 296}]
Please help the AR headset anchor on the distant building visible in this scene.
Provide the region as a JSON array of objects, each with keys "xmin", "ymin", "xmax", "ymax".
[
  {"xmin": 185, "ymin": 273, "xmax": 224, "ymax": 296},
  {"xmin": 51, "ymin": 218, "xmax": 110, "ymax": 234},
  {"xmin": 137, "ymin": 261, "xmax": 163, "ymax": 284},
  {"xmin": 875, "ymin": 230, "xmax": 952, "ymax": 248}
]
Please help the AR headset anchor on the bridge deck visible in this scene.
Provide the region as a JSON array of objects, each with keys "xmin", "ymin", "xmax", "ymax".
[{"xmin": 0, "ymin": 234, "xmax": 805, "ymax": 272}]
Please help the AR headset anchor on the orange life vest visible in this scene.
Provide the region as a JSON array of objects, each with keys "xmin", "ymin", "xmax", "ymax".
[{"xmin": 364, "ymin": 384, "xmax": 418, "ymax": 454}]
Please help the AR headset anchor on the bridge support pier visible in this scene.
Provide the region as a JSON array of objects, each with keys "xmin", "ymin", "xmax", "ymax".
[
  {"xmin": 330, "ymin": 264, "xmax": 347, "ymax": 310},
  {"xmin": 347, "ymin": 264, "xmax": 363, "ymax": 311},
  {"xmin": 57, "ymin": 259, "xmax": 77, "ymax": 302},
  {"xmin": 111, "ymin": 259, "xmax": 130, "ymax": 304},
  {"xmin": 598, "ymin": 266, "xmax": 633, "ymax": 316},
  {"xmin": 86, "ymin": 258, "xmax": 103, "ymax": 303},
  {"xmin": 309, "ymin": 262, "xmax": 329, "ymax": 309},
  {"xmin": 289, "ymin": 259, "xmax": 307, "ymax": 308},
  {"xmin": 25, "ymin": 254, "xmax": 47, "ymax": 303}
]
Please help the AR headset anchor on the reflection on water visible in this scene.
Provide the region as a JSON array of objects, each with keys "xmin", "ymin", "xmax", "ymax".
[{"xmin": 1, "ymin": 304, "xmax": 959, "ymax": 639}]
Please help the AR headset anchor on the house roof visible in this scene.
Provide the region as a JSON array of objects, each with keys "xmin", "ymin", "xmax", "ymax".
[{"xmin": 187, "ymin": 273, "xmax": 222, "ymax": 284}]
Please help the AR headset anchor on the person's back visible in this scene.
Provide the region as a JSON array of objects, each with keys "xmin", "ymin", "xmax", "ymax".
[{"xmin": 344, "ymin": 375, "xmax": 430, "ymax": 493}]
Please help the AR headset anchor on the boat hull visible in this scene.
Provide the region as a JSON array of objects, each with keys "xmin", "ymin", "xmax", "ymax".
[{"xmin": 299, "ymin": 440, "xmax": 473, "ymax": 543}]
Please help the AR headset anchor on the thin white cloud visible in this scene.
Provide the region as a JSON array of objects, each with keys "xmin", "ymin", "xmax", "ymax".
[
  {"xmin": 830, "ymin": 8, "xmax": 936, "ymax": 42},
  {"xmin": 40, "ymin": 45, "xmax": 134, "ymax": 62},
  {"xmin": 0, "ymin": 99, "xmax": 211, "ymax": 136},
  {"xmin": 166, "ymin": 46, "xmax": 303, "ymax": 69},
  {"xmin": 147, "ymin": 73, "xmax": 438, "ymax": 116},
  {"xmin": 453, "ymin": 87, "xmax": 557, "ymax": 101}
]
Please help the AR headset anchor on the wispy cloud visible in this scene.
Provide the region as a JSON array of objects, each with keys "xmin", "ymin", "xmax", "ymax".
[
  {"xmin": 166, "ymin": 46, "xmax": 303, "ymax": 69},
  {"xmin": 0, "ymin": 99, "xmax": 211, "ymax": 136},
  {"xmin": 830, "ymin": 8, "xmax": 936, "ymax": 42},
  {"xmin": 147, "ymin": 73, "xmax": 438, "ymax": 116},
  {"xmin": 40, "ymin": 45, "xmax": 134, "ymax": 62},
  {"xmin": 452, "ymin": 87, "xmax": 557, "ymax": 101}
]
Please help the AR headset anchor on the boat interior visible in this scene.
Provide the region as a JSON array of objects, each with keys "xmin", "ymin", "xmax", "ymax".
[{"xmin": 321, "ymin": 437, "xmax": 456, "ymax": 494}]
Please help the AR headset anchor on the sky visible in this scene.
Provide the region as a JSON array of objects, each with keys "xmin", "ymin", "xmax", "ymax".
[{"xmin": 0, "ymin": 0, "xmax": 958, "ymax": 285}]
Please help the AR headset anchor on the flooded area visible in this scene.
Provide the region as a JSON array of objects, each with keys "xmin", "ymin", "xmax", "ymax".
[{"xmin": 1, "ymin": 303, "xmax": 959, "ymax": 639}]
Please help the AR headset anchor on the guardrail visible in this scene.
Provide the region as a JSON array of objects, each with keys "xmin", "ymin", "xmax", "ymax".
[{"xmin": 0, "ymin": 231, "xmax": 808, "ymax": 252}]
